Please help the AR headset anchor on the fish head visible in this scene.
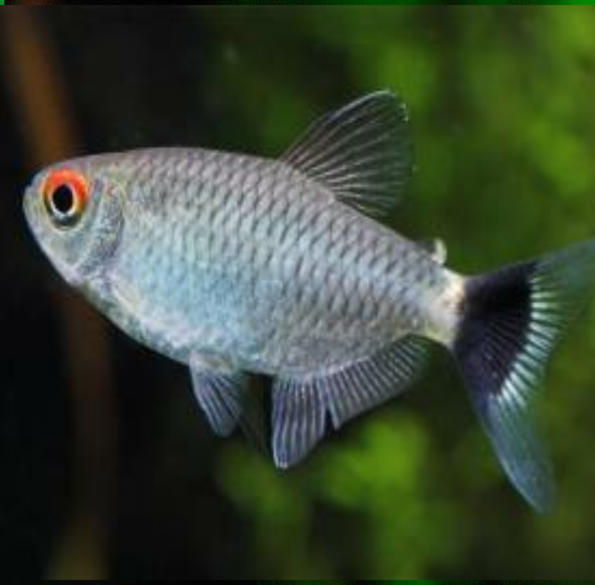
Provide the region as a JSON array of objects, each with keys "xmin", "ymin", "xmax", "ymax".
[{"xmin": 24, "ymin": 155, "xmax": 126, "ymax": 289}]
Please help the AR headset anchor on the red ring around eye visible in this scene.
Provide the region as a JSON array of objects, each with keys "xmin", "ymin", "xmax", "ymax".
[{"xmin": 42, "ymin": 168, "xmax": 89, "ymax": 217}]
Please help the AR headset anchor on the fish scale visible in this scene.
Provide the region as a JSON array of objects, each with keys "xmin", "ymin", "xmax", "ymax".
[
  {"xmin": 120, "ymin": 147, "xmax": 438, "ymax": 367},
  {"xmin": 29, "ymin": 91, "xmax": 595, "ymax": 510}
]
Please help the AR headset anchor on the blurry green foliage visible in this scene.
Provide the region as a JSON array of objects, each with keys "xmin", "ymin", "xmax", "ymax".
[
  {"xmin": 6, "ymin": 6, "xmax": 595, "ymax": 579},
  {"xmin": 199, "ymin": 6, "xmax": 595, "ymax": 579}
]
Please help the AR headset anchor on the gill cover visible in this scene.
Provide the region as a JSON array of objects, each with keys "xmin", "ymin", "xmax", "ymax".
[{"xmin": 71, "ymin": 173, "xmax": 124, "ymax": 281}]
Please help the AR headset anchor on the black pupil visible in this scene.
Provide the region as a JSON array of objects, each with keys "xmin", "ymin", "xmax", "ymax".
[{"xmin": 52, "ymin": 184, "xmax": 74, "ymax": 215}]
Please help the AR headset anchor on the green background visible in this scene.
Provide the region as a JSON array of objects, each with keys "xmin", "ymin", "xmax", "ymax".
[{"xmin": 2, "ymin": 5, "xmax": 595, "ymax": 580}]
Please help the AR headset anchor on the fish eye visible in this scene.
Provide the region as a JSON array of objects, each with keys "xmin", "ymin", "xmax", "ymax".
[
  {"xmin": 42, "ymin": 168, "xmax": 89, "ymax": 228},
  {"xmin": 51, "ymin": 184, "xmax": 75, "ymax": 215}
]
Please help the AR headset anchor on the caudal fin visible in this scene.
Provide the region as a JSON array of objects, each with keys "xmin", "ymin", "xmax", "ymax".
[{"xmin": 454, "ymin": 239, "xmax": 595, "ymax": 512}]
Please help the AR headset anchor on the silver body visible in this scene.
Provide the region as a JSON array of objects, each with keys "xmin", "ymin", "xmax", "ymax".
[
  {"xmin": 80, "ymin": 148, "xmax": 460, "ymax": 377},
  {"xmin": 25, "ymin": 91, "xmax": 595, "ymax": 509}
]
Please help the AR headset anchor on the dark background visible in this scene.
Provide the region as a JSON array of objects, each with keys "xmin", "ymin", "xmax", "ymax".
[{"xmin": 2, "ymin": 6, "xmax": 595, "ymax": 579}]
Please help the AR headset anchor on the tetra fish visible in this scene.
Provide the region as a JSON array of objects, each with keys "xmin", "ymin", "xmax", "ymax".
[{"xmin": 24, "ymin": 91, "xmax": 595, "ymax": 512}]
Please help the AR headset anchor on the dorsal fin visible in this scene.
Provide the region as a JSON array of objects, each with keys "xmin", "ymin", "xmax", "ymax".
[{"xmin": 281, "ymin": 91, "xmax": 413, "ymax": 219}]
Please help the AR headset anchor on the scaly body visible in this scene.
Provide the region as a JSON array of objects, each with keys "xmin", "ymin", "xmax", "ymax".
[
  {"xmin": 24, "ymin": 91, "xmax": 595, "ymax": 512},
  {"xmin": 94, "ymin": 148, "xmax": 458, "ymax": 376}
]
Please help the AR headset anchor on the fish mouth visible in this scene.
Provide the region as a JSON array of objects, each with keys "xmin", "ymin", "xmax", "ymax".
[
  {"xmin": 23, "ymin": 186, "xmax": 79, "ymax": 285},
  {"xmin": 23, "ymin": 186, "xmax": 42, "ymax": 242},
  {"xmin": 22, "ymin": 187, "xmax": 34, "ymax": 227}
]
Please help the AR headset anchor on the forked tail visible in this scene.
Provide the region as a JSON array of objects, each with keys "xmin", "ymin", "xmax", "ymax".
[{"xmin": 453, "ymin": 239, "xmax": 595, "ymax": 512}]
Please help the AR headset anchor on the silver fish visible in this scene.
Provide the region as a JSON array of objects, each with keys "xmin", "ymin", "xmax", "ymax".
[{"xmin": 24, "ymin": 91, "xmax": 595, "ymax": 512}]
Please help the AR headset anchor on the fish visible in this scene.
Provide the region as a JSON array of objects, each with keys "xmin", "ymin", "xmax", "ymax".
[{"xmin": 23, "ymin": 90, "xmax": 595, "ymax": 512}]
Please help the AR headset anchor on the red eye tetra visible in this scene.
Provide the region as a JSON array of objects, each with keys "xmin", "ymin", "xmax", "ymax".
[{"xmin": 42, "ymin": 168, "xmax": 89, "ymax": 228}]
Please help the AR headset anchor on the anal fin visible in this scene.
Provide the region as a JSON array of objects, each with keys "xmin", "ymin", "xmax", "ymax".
[
  {"xmin": 272, "ymin": 378, "xmax": 326, "ymax": 469},
  {"xmin": 272, "ymin": 337, "xmax": 427, "ymax": 469}
]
